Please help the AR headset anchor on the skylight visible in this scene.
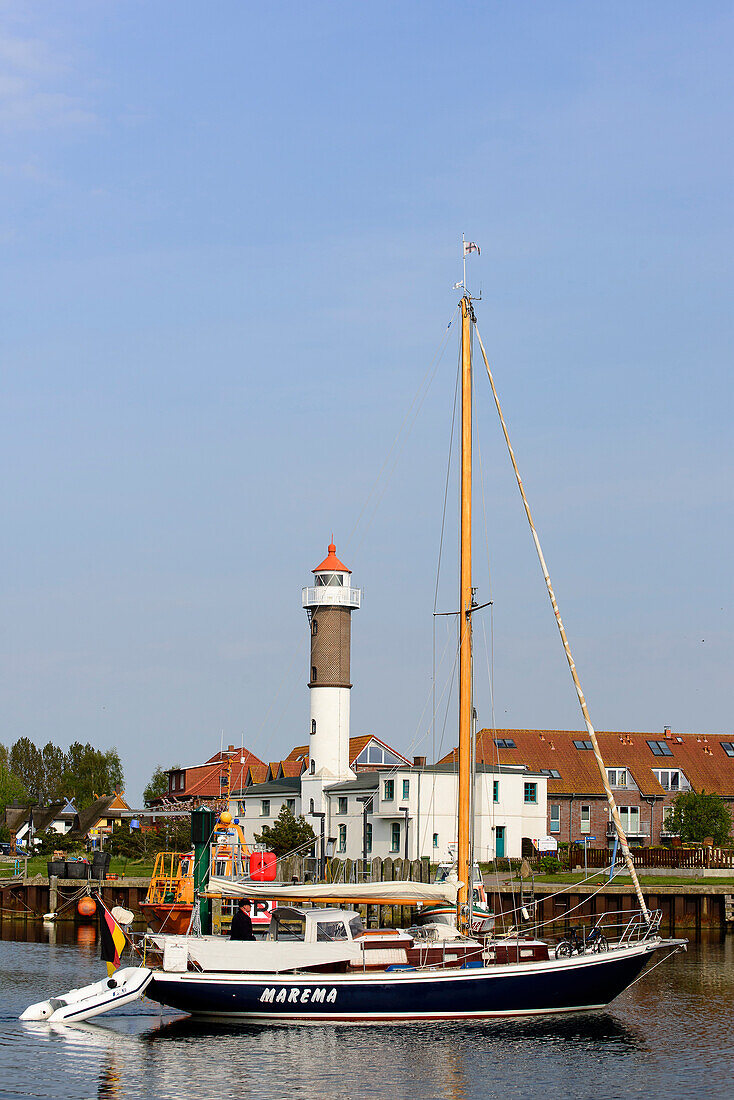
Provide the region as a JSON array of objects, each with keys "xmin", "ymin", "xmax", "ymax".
[{"xmin": 647, "ymin": 740, "xmax": 673, "ymax": 757}]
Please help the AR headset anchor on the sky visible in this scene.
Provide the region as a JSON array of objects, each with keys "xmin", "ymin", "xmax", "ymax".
[{"xmin": 1, "ymin": 2, "xmax": 732, "ymax": 803}]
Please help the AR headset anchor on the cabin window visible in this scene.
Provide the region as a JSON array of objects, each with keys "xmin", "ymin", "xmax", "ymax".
[
  {"xmin": 311, "ymin": 719, "xmax": 316, "ymax": 735},
  {"xmin": 338, "ymin": 797, "xmax": 348, "ymax": 815},
  {"xmin": 607, "ymin": 768, "xmax": 627, "ymax": 788},
  {"xmin": 402, "ymin": 779, "xmax": 410, "ymax": 800},
  {"xmin": 349, "ymin": 916, "xmax": 364, "ymax": 937},
  {"xmin": 433, "ymin": 833, "xmax": 439, "ymax": 848},
  {"xmin": 311, "ymin": 666, "xmax": 317, "ymax": 682},
  {"xmin": 524, "ymin": 783, "xmax": 537, "ymax": 804},
  {"xmin": 260, "ymin": 800, "xmax": 270, "ymax": 816},
  {"xmin": 721, "ymin": 742, "xmax": 734, "ymax": 757},
  {"xmin": 391, "ymin": 823, "xmax": 400, "ymax": 852},
  {"xmin": 580, "ymin": 805, "xmax": 591, "ymax": 833},
  {"xmin": 573, "ymin": 740, "xmax": 593, "ymax": 750},
  {"xmin": 383, "ymin": 780, "xmax": 394, "ymax": 801},
  {"xmin": 338, "ymin": 824, "xmax": 347, "ymax": 852},
  {"xmin": 493, "ymin": 780, "xmax": 499, "ymax": 803},
  {"xmin": 286, "ymin": 799, "xmax": 296, "ymax": 814},
  {"xmin": 365, "ymin": 822, "xmax": 373, "ymax": 854},
  {"xmin": 550, "ymin": 805, "xmax": 561, "ymax": 833},
  {"xmin": 316, "ymin": 920, "xmax": 348, "ymax": 941},
  {"xmin": 647, "ymin": 740, "xmax": 673, "ymax": 757}
]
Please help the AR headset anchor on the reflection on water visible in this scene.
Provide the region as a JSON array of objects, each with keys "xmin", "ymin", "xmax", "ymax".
[{"xmin": 1, "ymin": 924, "xmax": 731, "ymax": 1100}]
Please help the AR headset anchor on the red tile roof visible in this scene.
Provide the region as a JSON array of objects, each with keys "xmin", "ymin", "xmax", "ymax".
[
  {"xmin": 284, "ymin": 735, "xmax": 410, "ymax": 770},
  {"xmin": 438, "ymin": 728, "xmax": 734, "ymax": 798}
]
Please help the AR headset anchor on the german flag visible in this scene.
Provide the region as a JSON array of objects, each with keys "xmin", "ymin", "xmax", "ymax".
[{"xmin": 96, "ymin": 897, "xmax": 127, "ymax": 977}]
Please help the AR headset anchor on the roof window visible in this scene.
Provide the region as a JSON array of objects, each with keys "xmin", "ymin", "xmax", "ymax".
[
  {"xmin": 494, "ymin": 738, "xmax": 516, "ymax": 749},
  {"xmin": 720, "ymin": 742, "xmax": 734, "ymax": 758},
  {"xmin": 573, "ymin": 740, "xmax": 593, "ymax": 750},
  {"xmin": 647, "ymin": 740, "xmax": 673, "ymax": 757},
  {"xmin": 539, "ymin": 768, "xmax": 561, "ymax": 778}
]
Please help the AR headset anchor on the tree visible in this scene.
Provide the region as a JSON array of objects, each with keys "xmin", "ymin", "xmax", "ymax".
[
  {"xmin": 0, "ymin": 757, "xmax": 28, "ymax": 813},
  {"xmin": 254, "ymin": 804, "xmax": 315, "ymax": 858},
  {"xmin": 61, "ymin": 743, "xmax": 125, "ymax": 809},
  {"xmin": 143, "ymin": 765, "xmax": 179, "ymax": 806},
  {"xmin": 41, "ymin": 742, "xmax": 66, "ymax": 802},
  {"xmin": 664, "ymin": 790, "xmax": 732, "ymax": 846},
  {"xmin": 9, "ymin": 738, "xmax": 43, "ymax": 800}
]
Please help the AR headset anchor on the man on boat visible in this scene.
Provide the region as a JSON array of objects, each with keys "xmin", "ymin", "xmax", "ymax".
[{"xmin": 230, "ymin": 900, "xmax": 256, "ymax": 941}]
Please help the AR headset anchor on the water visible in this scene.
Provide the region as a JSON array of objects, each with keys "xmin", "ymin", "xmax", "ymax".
[{"xmin": 1, "ymin": 921, "xmax": 731, "ymax": 1100}]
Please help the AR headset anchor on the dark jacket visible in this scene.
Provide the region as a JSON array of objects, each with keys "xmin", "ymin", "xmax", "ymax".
[{"xmin": 230, "ymin": 907, "xmax": 256, "ymax": 941}]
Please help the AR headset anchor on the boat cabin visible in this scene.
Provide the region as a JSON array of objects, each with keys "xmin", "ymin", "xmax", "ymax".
[{"xmin": 268, "ymin": 907, "xmax": 364, "ymax": 944}]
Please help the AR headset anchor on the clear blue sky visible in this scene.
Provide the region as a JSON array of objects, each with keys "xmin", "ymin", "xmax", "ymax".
[{"xmin": 1, "ymin": 2, "xmax": 732, "ymax": 802}]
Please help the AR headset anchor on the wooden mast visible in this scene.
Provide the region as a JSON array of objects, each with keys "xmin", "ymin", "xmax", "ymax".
[{"xmin": 457, "ymin": 295, "xmax": 473, "ymax": 926}]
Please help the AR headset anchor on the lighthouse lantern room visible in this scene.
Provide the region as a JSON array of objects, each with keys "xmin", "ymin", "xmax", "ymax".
[{"xmin": 302, "ymin": 541, "xmax": 361, "ymax": 783}]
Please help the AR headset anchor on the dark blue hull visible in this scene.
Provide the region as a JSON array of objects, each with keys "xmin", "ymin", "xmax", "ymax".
[{"xmin": 148, "ymin": 942, "xmax": 659, "ymax": 1022}]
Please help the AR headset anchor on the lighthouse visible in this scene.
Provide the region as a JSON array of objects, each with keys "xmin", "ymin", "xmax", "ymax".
[{"xmin": 302, "ymin": 541, "xmax": 361, "ymax": 783}]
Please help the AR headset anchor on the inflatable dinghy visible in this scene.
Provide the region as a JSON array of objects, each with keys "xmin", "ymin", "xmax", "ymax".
[{"xmin": 20, "ymin": 967, "xmax": 153, "ymax": 1023}]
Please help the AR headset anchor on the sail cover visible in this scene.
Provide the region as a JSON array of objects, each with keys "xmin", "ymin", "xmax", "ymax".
[{"xmin": 207, "ymin": 877, "xmax": 460, "ymax": 904}]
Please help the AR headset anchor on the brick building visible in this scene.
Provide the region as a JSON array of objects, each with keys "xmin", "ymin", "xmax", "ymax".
[{"xmin": 440, "ymin": 728, "xmax": 734, "ymax": 846}]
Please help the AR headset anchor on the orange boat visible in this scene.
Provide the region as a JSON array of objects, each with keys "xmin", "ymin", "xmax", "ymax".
[{"xmin": 140, "ymin": 817, "xmax": 276, "ymax": 934}]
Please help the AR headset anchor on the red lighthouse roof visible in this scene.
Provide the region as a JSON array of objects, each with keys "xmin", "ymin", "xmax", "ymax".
[{"xmin": 313, "ymin": 539, "xmax": 351, "ymax": 574}]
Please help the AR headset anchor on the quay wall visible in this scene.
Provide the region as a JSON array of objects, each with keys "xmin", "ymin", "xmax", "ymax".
[{"xmin": 2, "ymin": 872, "xmax": 733, "ymax": 934}]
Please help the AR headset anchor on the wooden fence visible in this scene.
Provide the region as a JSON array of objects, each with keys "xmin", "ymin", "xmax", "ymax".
[{"xmin": 563, "ymin": 845, "xmax": 734, "ymax": 870}]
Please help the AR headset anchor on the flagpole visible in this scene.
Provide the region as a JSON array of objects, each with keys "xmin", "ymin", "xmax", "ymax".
[{"xmin": 462, "ymin": 233, "xmax": 466, "ymax": 295}]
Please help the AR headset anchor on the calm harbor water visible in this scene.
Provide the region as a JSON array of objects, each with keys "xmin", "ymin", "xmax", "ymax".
[{"xmin": 0, "ymin": 921, "xmax": 731, "ymax": 1100}]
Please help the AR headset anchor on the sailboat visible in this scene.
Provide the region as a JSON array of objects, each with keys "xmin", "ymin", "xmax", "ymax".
[{"xmin": 22, "ymin": 271, "xmax": 685, "ymax": 1026}]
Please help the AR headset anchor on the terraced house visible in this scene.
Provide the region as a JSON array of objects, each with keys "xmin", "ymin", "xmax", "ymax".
[{"xmin": 440, "ymin": 727, "xmax": 734, "ymax": 846}]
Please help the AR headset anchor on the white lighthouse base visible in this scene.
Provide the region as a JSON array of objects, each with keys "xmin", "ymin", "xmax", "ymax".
[{"xmin": 309, "ymin": 686, "xmax": 355, "ymax": 781}]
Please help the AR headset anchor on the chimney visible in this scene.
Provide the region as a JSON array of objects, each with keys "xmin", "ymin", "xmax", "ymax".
[
  {"xmin": 664, "ymin": 726, "xmax": 671, "ymax": 740},
  {"xmin": 413, "ymin": 756, "xmax": 426, "ymax": 767},
  {"xmin": 227, "ymin": 744, "xmax": 235, "ymax": 752}
]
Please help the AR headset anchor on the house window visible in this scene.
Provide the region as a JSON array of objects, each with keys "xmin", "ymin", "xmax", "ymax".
[
  {"xmin": 550, "ymin": 805, "xmax": 561, "ymax": 833},
  {"xmin": 402, "ymin": 779, "xmax": 410, "ymax": 800},
  {"xmin": 312, "ymin": 619, "xmax": 318, "ymax": 635},
  {"xmin": 720, "ymin": 742, "xmax": 734, "ymax": 757},
  {"xmin": 311, "ymin": 666, "xmax": 317, "ymax": 682},
  {"xmin": 309, "ymin": 798, "xmax": 314, "ymax": 814},
  {"xmin": 365, "ymin": 823, "xmax": 372, "ymax": 854},
  {"xmin": 261, "ymin": 800, "xmax": 270, "ymax": 817},
  {"xmin": 310, "ymin": 760, "xmax": 315, "ymax": 775},
  {"xmin": 653, "ymin": 769, "xmax": 687, "ymax": 792},
  {"xmin": 573, "ymin": 740, "xmax": 593, "ymax": 750},
  {"xmin": 646, "ymin": 740, "xmax": 673, "ymax": 757},
  {"xmin": 286, "ymin": 799, "xmax": 296, "ymax": 814},
  {"xmin": 338, "ymin": 797, "xmax": 348, "ymax": 815},
  {"xmin": 238, "ymin": 802, "xmax": 245, "ymax": 816},
  {"xmin": 494, "ymin": 738, "xmax": 516, "ymax": 749},
  {"xmin": 383, "ymin": 780, "xmax": 394, "ymax": 801},
  {"xmin": 607, "ymin": 768, "xmax": 627, "ymax": 788},
  {"xmin": 433, "ymin": 833, "xmax": 439, "ymax": 848},
  {"xmin": 524, "ymin": 783, "xmax": 537, "ymax": 804},
  {"xmin": 338, "ymin": 824, "xmax": 347, "ymax": 853},
  {"xmin": 493, "ymin": 780, "xmax": 499, "ymax": 803},
  {"xmin": 311, "ymin": 719, "xmax": 316, "ymax": 735},
  {"xmin": 580, "ymin": 805, "xmax": 591, "ymax": 833},
  {"xmin": 391, "ymin": 823, "xmax": 400, "ymax": 852},
  {"xmin": 619, "ymin": 806, "xmax": 641, "ymax": 834}
]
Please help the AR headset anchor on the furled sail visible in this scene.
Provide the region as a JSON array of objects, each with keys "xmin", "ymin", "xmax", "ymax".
[{"xmin": 206, "ymin": 877, "xmax": 460, "ymax": 904}]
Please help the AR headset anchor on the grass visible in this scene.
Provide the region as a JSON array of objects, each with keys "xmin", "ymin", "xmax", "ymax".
[
  {"xmin": 530, "ymin": 872, "xmax": 734, "ymax": 887},
  {"xmin": 0, "ymin": 855, "xmax": 156, "ymax": 879}
]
